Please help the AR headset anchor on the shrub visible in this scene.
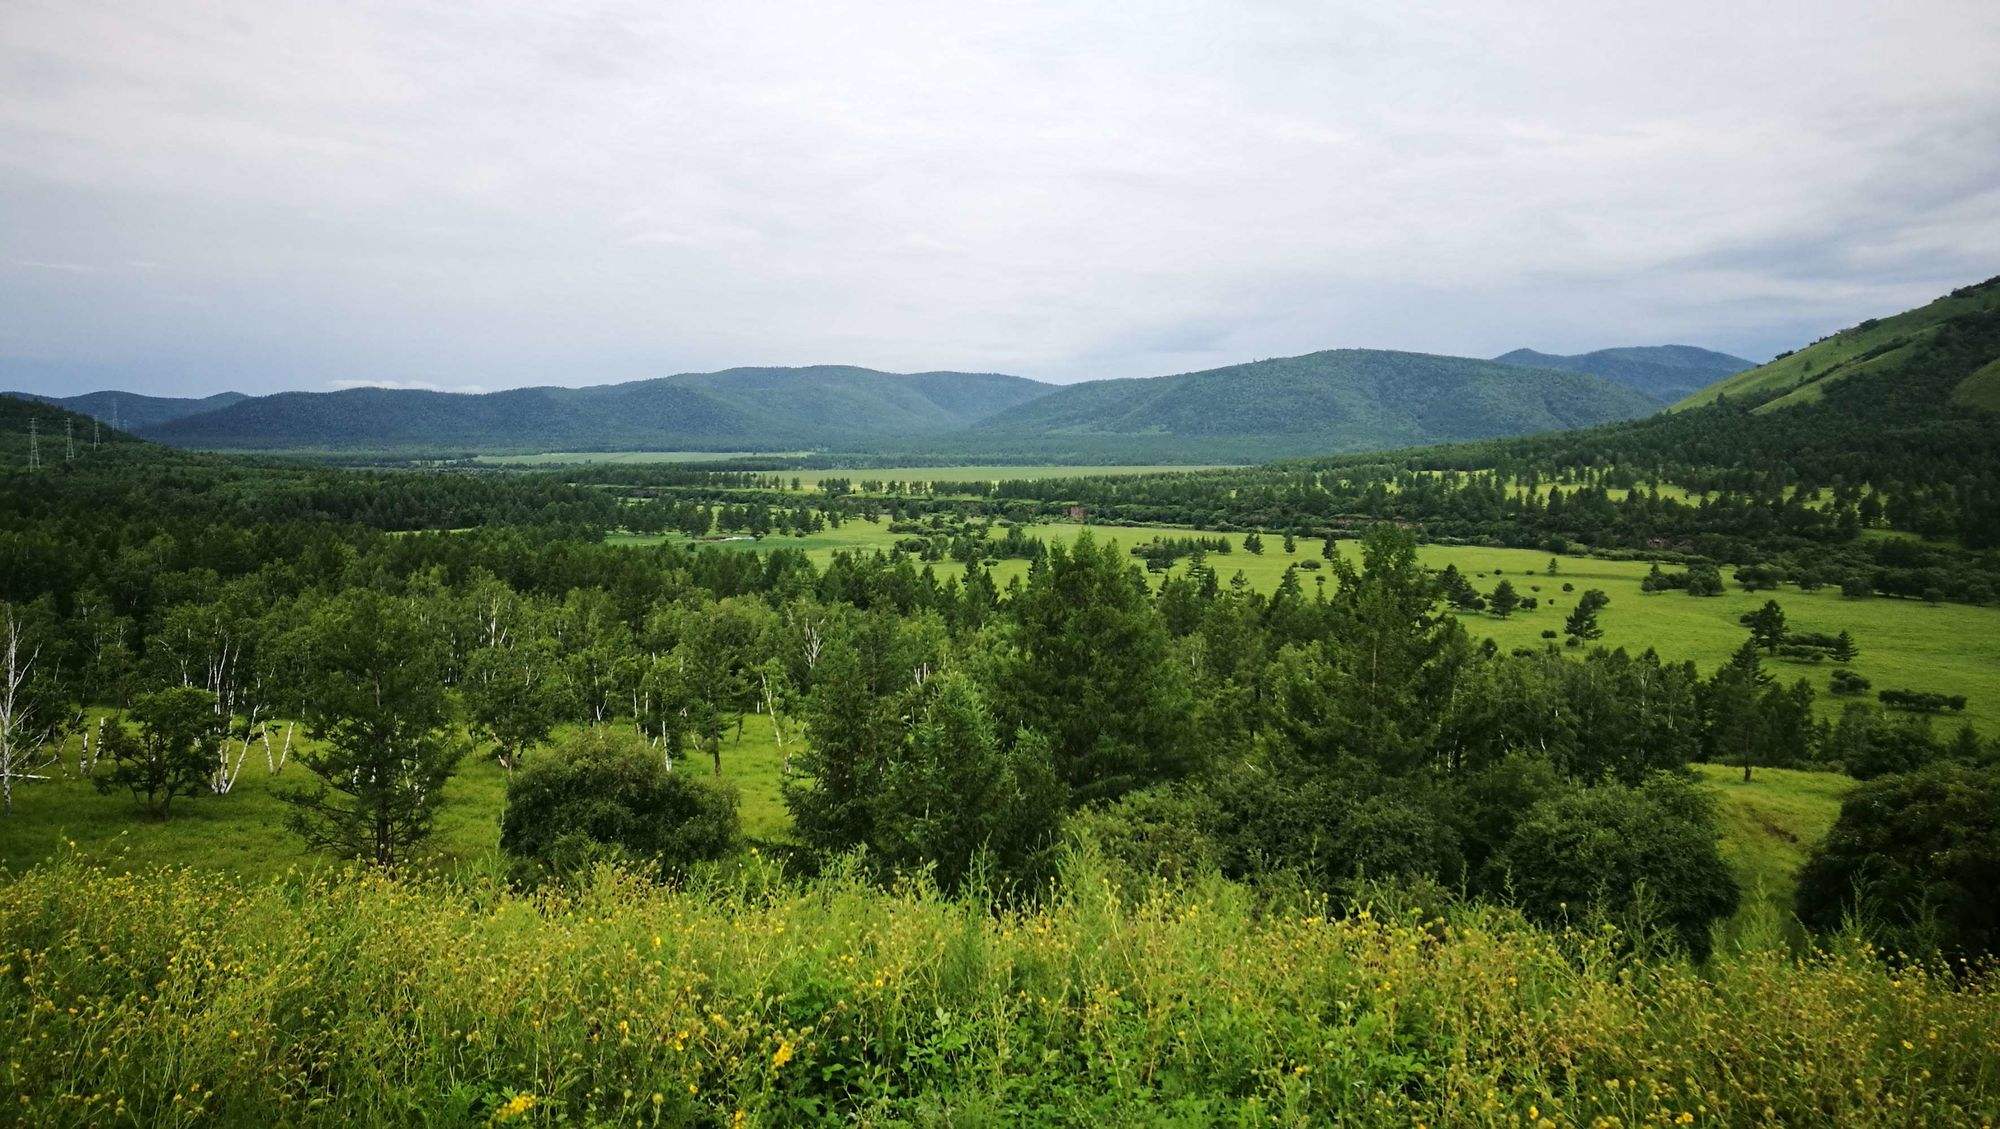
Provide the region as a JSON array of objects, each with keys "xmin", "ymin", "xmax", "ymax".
[
  {"xmin": 92, "ymin": 687, "xmax": 224, "ymax": 820},
  {"xmin": 1070, "ymin": 785, "xmax": 1224, "ymax": 887},
  {"xmin": 1796, "ymin": 763, "xmax": 2000, "ymax": 960},
  {"xmin": 1829, "ymin": 669, "xmax": 1872, "ymax": 695},
  {"xmin": 500, "ymin": 729, "xmax": 739, "ymax": 882},
  {"xmin": 1879, "ymin": 689, "xmax": 1967, "ymax": 713},
  {"xmin": 1487, "ymin": 774, "xmax": 1739, "ymax": 959}
]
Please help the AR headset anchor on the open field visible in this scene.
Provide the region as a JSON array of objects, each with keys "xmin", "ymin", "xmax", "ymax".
[
  {"xmin": 475, "ymin": 450, "xmax": 809, "ymax": 465},
  {"xmin": 785, "ymin": 464, "xmax": 1237, "ymax": 489},
  {"xmin": 612, "ymin": 520, "xmax": 2000, "ymax": 736}
]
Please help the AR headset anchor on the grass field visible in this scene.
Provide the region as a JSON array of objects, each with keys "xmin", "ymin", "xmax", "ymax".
[
  {"xmin": 784, "ymin": 464, "xmax": 1236, "ymax": 489},
  {"xmin": 474, "ymin": 450, "xmax": 808, "ymax": 465},
  {"xmin": 614, "ymin": 520, "xmax": 2000, "ymax": 737}
]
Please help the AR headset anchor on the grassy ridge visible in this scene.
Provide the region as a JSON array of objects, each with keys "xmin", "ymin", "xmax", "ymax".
[{"xmin": 2, "ymin": 853, "xmax": 1995, "ymax": 1126}]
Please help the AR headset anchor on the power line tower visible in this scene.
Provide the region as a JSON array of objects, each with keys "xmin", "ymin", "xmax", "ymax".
[
  {"xmin": 65, "ymin": 419, "xmax": 76, "ymax": 462},
  {"xmin": 27, "ymin": 418, "xmax": 41, "ymax": 470},
  {"xmin": 92, "ymin": 418, "xmax": 101, "ymax": 450}
]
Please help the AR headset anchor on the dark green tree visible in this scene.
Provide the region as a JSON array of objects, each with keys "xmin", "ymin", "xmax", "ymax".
[
  {"xmin": 1489, "ymin": 774, "xmax": 1740, "ymax": 960},
  {"xmin": 1488, "ymin": 579, "xmax": 1521, "ymax": 619},
  {"xmin": 279, "ymin": 591, "xmax": 466, "ymax": 868},
  {"xmin": 1796, "ymin": 763, "xmax": 1999, "ymax": 960},
  {"xmin": 1563, "ymin": 589, "xmax": 1609, "ymax": 642},
  {"xmin": 993, "ymin": 533, "xmax": 1194, "ymax": 802},
  {"xmin": 1742, "ymin": 599, "xmax": 1788, "ymax": 653},
  {"xmin": 93, "ymin": 686, "xmax": 222, "ymax": 819},
  {"xmin": 869, "ymin": 671, "xmax": 1066, "ymax": 888},
  {"xmin": 500, "ymin": 728, "xmax": 738, "ymax": 882},
  {"xmin": 464, "ymin": 637, "xmax": 570, "ymax": 772}
]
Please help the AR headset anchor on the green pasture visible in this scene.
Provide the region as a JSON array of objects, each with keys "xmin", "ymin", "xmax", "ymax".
[
  {"xmin": 786, "ymin": 464, "xmax": 1235, "ymax": 490},
  {"xmin": 474, "ymin": 450, "xmax": 804, "ymax": 465}
]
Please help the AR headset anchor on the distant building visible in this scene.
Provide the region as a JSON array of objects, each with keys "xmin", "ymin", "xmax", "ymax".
[{"xmin": 1066, "ymin": 505, "xmax": 1087, "ymax": 522}]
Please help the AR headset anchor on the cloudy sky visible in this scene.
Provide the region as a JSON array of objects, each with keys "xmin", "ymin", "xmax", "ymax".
[{"xmin": 4, "ymin": 0, "xmax": 1998, "ymax": 397}]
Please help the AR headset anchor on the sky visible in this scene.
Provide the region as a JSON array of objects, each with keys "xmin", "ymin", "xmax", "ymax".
[{"xmin": 3, "ymin": 1, "xmax": 1998, "ymax": 398}]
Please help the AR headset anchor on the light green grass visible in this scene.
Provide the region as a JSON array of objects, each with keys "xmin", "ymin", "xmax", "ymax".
[
  {"xmin": 1692, "ymin": 763, "xmax": 1849, "ymax": 939},
  {"xmin": 1952, "ymin": 356, "xmax": 2000, "ymax": 411},
  {"xmin": 0, "ymin": 713, "xmax": 792, "ymax": 881},
  {"xmin": 473, "ymin": 450, "xmax": 806, "ymax": 465},
  {"xmin": 785, "ymin": 464, "xmax": 1236, "ymax": 490}
]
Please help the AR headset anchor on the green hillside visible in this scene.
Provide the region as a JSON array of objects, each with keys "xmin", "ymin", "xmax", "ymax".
[
  {"xmin": 1674, "ymin": 278, "xmax": 2000, "ymax": 411},
  {"xmin": 1493, "ymin": 344, "xmax": 1752, "ymax": 403},
  {"xmin": 966, "ymin": 349, "xmax": 1659, "ymax": 454},
  {"xmin": 1952, "ymin": 355, "xmax": 2000, "ymax": 411}
]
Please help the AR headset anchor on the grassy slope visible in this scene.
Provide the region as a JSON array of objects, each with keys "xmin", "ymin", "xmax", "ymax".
[
  {"xmin": 1692, "ymin": 763, "xmax": 1848, "ymax": 936},
  {"xmin": 1951, "ymin": 355, "xmax": 2000, "ymax": 410},
  {"xmin": 1673, "ymin": 279, "xmax": 2000, "ymax": 410}
]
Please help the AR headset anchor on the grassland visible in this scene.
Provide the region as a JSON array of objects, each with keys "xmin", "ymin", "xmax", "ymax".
[
  {"xmin": 614, "ymin": 520, "xmax": 2000, "ymax": 737},
  {"xmin": 474, "ymin": 450, "xmax": 808, "ymax": 465},
  {"xmin": 788, "ymin": 464, "xmax": 1237, "ymax": 488}
]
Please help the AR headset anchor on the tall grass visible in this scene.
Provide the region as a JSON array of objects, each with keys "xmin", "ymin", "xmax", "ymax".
[{"xmin": 2, "ymin": 852, "xmax": 1995, "ymax": 1126}]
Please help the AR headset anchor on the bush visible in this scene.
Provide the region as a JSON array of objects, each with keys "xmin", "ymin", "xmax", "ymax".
[
  {"xmin": 1070, "ymin": 785, "xmax": 1224, "ymax": 887},
  {"xmin": 1796, "ymin": 763, "xmax": 2000, "ymax": 960},
  {"xmin": 500, "ymin": 729, "xmax": 739, "ymax": 882},
  {"xmin": 1487, "ymin": 774, "xmax": 1739, "ymax": 959},
  {"xmin": 1879, "ymin": 689, "xmax": 1967, "ymax": 713}
]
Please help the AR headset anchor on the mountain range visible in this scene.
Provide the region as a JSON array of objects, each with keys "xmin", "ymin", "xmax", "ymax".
[
  {"xmin": 1491, "ymin": 345, "xmax": 1753, "ymax": 403},
  {"xmin": 9, "ymin": 342, "xmax": 1727, "ymax": 461}
]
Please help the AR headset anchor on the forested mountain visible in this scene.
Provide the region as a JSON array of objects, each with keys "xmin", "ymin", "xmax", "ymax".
[
  {"xmin": 960, "ymin": 349, "xmax": 1659, "ymax": 457},
  {"xmin": 134, "ymin": 366, "xmax": 1054, "ymax": 453},
  {"xmin": 4, "ymin": 389, "xmax": 249, "ymax": 430},
  {"xmin": 50, "ymin": 349, "xmax": 1665, "ymax": 462},
  {"xmin": 1492, "ymin": 345, "xmax": 1752, "ymax": 403}
]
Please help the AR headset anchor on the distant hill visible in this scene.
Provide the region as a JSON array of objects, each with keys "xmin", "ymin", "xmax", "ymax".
[
  {"xmin": 959, "ymin": 349, "xmax": 1660, "ymax": 458},
  {"xmin": 1492, "ymin": 345, "xmax": 1753, "ymax": 403},
  {"xmin": 139, "ymin": 367, "xmax": 1056, "ymax": 453},
  {"xmin": 5, "ymin": 390, "xmax": 250, "ymax": 430}
]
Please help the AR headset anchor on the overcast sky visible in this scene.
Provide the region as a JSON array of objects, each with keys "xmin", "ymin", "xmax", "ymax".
[{"xmin": 4, "ymin": 1, "xmax": 1998, "ymax": 397}]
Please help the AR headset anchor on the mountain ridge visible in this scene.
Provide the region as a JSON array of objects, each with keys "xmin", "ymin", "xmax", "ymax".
[{"xmin": 1492, "ymin": 345, "xmax": 1753, "ymax": 403}]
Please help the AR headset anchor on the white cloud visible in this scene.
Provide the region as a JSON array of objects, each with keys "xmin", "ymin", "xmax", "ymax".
[{"xmin": 1, "ymin": 0, "xmax": 1997, "ymax": 396}]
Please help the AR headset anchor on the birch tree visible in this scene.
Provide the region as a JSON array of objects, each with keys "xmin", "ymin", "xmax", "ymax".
[{"xmin": 0, "ymin": 601, "xmax": 72, "ymax": 815}]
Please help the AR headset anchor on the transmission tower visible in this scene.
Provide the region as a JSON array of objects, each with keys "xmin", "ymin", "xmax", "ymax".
[
  {"xmin": 92, "ymin": 418, "xmax": 101, "ymax": 450},
  {"xmin": 27, "ymin": 418, "xmax": 40, "ymax": 470},
  {"xmin": 65, "ymin": 419, "xmax": 75, "ymax": 462}
]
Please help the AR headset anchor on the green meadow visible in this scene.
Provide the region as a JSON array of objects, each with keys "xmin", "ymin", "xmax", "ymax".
[{"xmin": 474, "ymin": 450, "xmax": 805, "ymax": 465}]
